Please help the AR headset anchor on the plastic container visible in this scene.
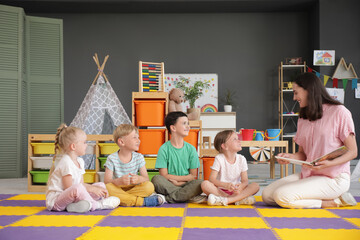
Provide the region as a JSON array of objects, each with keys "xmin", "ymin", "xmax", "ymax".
[
  {"xmin": 240, "ymin": 129, "xmax": 255, "ymax": 141},
  {"xmin": 169, "ymin": 129, "xmax": 199, "ymax": 149},
  {"xmin": 31, "ymin": 143, "xmax": 55, "ymax": 154},
  {"xmin": 134, "ymin": 100, "xmax": 166, "ymax": 126},
  {"xmin": 255, "ymin": 131, "xmax": 264, "ymax": 141},
  {"xmin": 30, "ymin": 170, "xmax": 49, "ymax": 183},
  {"xmin": 147, "ymin": 170, "xmax": 160, "ymax": 180},
  {"xmin": 138, "ymin": 129, "xmax": 166, "ymax": 155},
  {"xmin": 202, "ymin": 157, "xmax": 215, "ymax": 180},
  {"xmin": 98, "ymin": 143, "xmax": 119, "ymax": 155},
  {"xmin": 144, "ymin": 157, "xmax": 157, "ymax": 169},
  {"xmin": 265, "ymin": 129, "xmax": 282, "ymax": 141},
  {"xmin": 30, "ymin": 157, "xmax": 53, "ymax": 169},
  {"xmin": 98, "ymin": 157, "xmax": 107, "ymax": 169},
  {"xmin": 97, "ymin": 171, "xmax": 105, "ymax": 182},
  {"xmin": 84, "ymin": 170, "xmax": 96, "ymax": 183},
  {"xmin": 85, "ymin": 143, "xmax": 96, "ymax": 154}
]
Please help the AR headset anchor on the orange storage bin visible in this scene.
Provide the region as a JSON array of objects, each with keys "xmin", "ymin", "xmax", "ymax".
[
  {"xmin": 202, "ymin": 157, "xmax": 215, "ymax": 180},
  {"xmin": 169, "ymin": 129, "xmax": 199, "ymax": 149},
  {"xmin": 138, "ymin": 129, "xmax": 166, "ymax": 155},
  {"xmin": 134, "ymin": 100, "xmax": 166, "ymax": 126}
]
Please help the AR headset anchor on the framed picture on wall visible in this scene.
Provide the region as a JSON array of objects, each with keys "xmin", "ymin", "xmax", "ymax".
[{"xmin": 313, "ymin": 50, "xmax": 335, "ymax": 66}]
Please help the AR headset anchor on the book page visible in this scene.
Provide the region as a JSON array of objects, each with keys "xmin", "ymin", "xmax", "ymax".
[
  {"xmin": 275, "ymin": 156, "xmax": 312, "ymax": 166},
  {"xmin": 312, "ymin": 146, "xmax": 347, "ymax": 164}
]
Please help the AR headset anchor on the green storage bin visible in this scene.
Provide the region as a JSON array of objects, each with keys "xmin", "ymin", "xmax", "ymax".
[
  {"xmin": 148, "ymin": 170, "xmax": 159, "ymax": 181},
  {"xmin": 99, "ymin": 157, "xmax": 107, "ymax": 169},
  {"xmin": 30, "ymin": 170, "xmax": 49, "ymax": 183}
]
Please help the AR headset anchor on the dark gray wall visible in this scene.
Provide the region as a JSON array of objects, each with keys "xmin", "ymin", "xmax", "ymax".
[
  {"xmin": 43, "ymin": 12, "xmax": 310, "ymax": 131},
  {"xmin": 6, "ymin": 0, "xmax": 359, "ymax": 158}
]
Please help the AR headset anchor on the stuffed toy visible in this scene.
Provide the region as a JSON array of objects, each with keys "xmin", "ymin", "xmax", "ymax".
[
  {"xmin": 168, "ymin": 88, "xmax": 185, "ymax": 113},
  {"xmin": 168, "ymin": 88, "xmax": 198, "ymax": 120}
]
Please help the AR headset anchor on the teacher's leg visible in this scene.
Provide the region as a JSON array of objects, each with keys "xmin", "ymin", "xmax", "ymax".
[
  {"xmin": 273, "ymin": 173, "xmax": 350, "ymax": 208},
  {"xmin": 262, "ymin": 173, "xmax": 300, "ymax": 206}
]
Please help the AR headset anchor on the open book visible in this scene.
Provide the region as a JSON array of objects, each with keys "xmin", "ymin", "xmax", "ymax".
[{"xmin": 275, "ymin": 146, "xmax": 348, "ymax": 166}]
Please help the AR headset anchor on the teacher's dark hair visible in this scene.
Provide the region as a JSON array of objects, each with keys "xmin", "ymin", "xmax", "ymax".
[{"xmin": 294, "ymin": 72, "xmax": 342, "ymax": 121}]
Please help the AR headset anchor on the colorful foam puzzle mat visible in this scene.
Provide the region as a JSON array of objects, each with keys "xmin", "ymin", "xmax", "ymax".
[{"xmin": 0, "ymin": 194, "xmax": 359, "ymax": 240}]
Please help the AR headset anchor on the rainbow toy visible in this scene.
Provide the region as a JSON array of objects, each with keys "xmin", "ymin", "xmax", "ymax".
[{"xmin": 201, "ymin": 104, "xmax": 218, "ymax": 112}]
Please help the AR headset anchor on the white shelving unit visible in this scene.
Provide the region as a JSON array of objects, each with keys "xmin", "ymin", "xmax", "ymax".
[
  {"xmin": 200, "ymin": 112, "xmax": 236, "ymax": 145},
  {"xmin": 278, "ymin": 61, "xmax": 306, "ymax": 140}
]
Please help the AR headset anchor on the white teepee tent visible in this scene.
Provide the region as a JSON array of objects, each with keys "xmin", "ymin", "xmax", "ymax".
[{"xmin": 71, "ymin": 54, "xmax": 131, "ymax": 135}]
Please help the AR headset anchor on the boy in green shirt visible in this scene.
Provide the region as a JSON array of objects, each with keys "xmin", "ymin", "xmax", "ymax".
[{"xmin": 151, "ymin": 111, "xmax": 205, "ymax": 203}]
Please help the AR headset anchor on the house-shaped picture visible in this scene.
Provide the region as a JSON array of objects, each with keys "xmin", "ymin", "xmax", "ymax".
[{"xmin": 322, "ymin": 52, "xmax": 333, "ymax": 65}]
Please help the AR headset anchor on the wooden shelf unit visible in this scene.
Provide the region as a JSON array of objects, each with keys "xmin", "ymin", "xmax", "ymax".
[{"xmin": 28, "ymin": 134, "xmax": 113, "ymax": 192}]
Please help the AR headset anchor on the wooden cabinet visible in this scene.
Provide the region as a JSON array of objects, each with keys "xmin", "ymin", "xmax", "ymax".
[
  {"xmin": 27, "ymin": 134, "xmax": 114, "ymax": 192},
  {"xmin": 200, "ymin": 112, "xmax": 236, "ymax": 145}
]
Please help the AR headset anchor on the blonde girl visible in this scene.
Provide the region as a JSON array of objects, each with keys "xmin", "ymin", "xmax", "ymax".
[
  {"xmin": 201, "ymin": 130, "xmax": 259, "ymax": 206},
  {"xmin": 46, "ymin": 124, "xmax": 120, "ymax": 213}
]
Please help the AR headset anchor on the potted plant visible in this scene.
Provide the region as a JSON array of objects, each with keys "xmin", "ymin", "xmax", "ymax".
[
  {"xmin": 175, "ymin": 76, "xmax": 210, "ymax": 120},
  {"xmin": 220, "ymin": 89, "xmax": 237, "ymax": 112}
]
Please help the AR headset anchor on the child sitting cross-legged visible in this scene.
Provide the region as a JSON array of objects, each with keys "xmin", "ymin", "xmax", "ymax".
[
  {"xmin": 201, "ymin": 130, "xmax": 260, "ymax": 206},
  {"xmin": 46, "ymin": 124, "xmax": 120, "ymax": 213},
  {"xmin": 104, "ymin": 124, "xmax": 165, "ymax": 207}
]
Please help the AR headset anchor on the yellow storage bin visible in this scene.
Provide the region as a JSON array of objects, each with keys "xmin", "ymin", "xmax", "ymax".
[
  {"xmin": 144, "ymin": 157, "xmax": 157, "ymax": 169},
  {"xmin": 84, "ymin": 170, "xmax": 96, "ymax": 183},
  {"xmin": 31, "ymin": 143, "xmax": 55, "ymax": 154},
  {"xmin": 98, "ymin": 143, "xmax": 119, "ymax": 155}
]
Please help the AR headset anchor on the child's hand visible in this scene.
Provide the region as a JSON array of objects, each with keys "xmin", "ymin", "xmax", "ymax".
[
  {"xmin": 129, "ymin": 173, "xmax": 139, "ymax": 185},
  {"xmin": 89, "ymin": 185, "xmax": 108, "ymax": 198},
  {"xmin": 169, "ymin": 179, "xmax": 185, "ymax": 186},
  {"xmin": 224, "ymin": 182, "xmax": 236, "ymax": 191},
  {"xmin": 121, "ymin": 174, "xmax": 131, "ymax": 185}
]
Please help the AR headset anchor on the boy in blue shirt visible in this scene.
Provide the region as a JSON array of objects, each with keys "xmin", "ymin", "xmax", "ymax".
[{"xmin": 151, "ymin": 111, "xmax": 205, "ymax": 203}]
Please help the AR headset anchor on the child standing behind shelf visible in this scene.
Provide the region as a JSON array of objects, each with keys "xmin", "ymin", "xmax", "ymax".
[
  {"xmin": 151, "ymin": 111, "xmax": 205, "ymax": 203},
  {"xmin": 201, "ymin": 130, "xmax": 259, "ymax": 206},
  {"xmin": 104, "ymin": 124, "xmax": 165, "ymax": 207},
  {"xmin": 46, "ymin": 124, "xmax": 120, "ymax": 213}
]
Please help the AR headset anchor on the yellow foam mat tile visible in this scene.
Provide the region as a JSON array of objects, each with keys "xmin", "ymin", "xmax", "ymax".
[
  {"xmin": 78, "ymin": 227, "xmax": 180, "ymax": 240},
  {"xmin": 0, "ymin": 206, "xmax": 45, "ymax": 215},
  {"xmin": 327, "ymin": 203, "xmax": 360, "ymax": 210},
  {"xmin": 8, "ymin": 194, "xmax": 46, "ymax": 200},
  {"xmin": 187, "ymin": 203, "xmax": 253, "ymax": 208},
  {"xmin": 274, "ymin": 229, "xmax": 360, "ymax": 240},
  {"xmin": 254, "ymin": 195, "xmax": 263, "ymax": 201},
  {"xmin": 184, "ymin": 216, "xmax": 269, "ymax": 229},
  {"xmin": 111, "ymin": 207, "xmax": 184, "ymax": 217},
  {"xmin": 345, "ymin": 218, "xmax": 360, "ymax": 227},
  {"xmin": 258, "ymin": 208, "xmax": 339, "ymax": 218},
  {"xmin": 10, "ymin": 215, "xmax": 104, "ymax": 227}
]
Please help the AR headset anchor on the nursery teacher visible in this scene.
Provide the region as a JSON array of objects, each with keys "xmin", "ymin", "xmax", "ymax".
[{"xmin": 262, "ymin": 72, "xmax": 358, "ymax": 208}]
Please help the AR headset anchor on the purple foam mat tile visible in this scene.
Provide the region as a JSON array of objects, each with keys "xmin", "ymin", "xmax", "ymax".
[
  {"xmin": 98, "ymin": 216, "xmax": 183, "ymax": 227},
  {"xmin": 158, "ymin": 202, "xmax": 187, "ymax": 208},
  {"xmin": 0, "ymin": 194, "xmax": 16, "ymax": 200},
  {"xmin": 0, "ymin": 226, "xmax": 89, "ymax": 240},
  {"xmin": 265, "ymin": 217, "xmax": 357, "ymax": 229},
  {"xmin": 0, "ymin": 200, "xmax": 45, "ymax": 207},
  {"xmin": 328, "ymin": 209, "xmax": 360, "ymax": 218},
  {"xmin": 354, "ymin": 196, "xmax": 360, "ymax": 202},
  {"xmin": 182, "ymin": 228, "xmax": 278, "ymax": 240},
  {"xmin": 0, "ymin": 216, "xmax": 27, "ymax": 226},
  {"xmin": 187, "ymin": 208, "xmax": 259, "ymax": 217},
  {"xmin": 254, "ymin": 202, "xmax": 282, "ymax": 209},
  {"xmin": 36, "ymin": 209, "xmax": 113, "ymax": 215}
]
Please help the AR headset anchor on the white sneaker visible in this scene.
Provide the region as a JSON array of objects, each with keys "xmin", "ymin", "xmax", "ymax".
[
  {"xmin": 189, "ymin": 194, "xmax": 207, "ymax": 204},
  {"xmin": 98, "ymin": 196, "xmax": 120, "ymax": 210},
  {"xmin": 207, "ymin": 194, "xmax": 228, "ymax": 206},
  {"xmin": 66, "ymin": 200, "xmax": 92, "ymax": 213},
  {"xmin": 157, "ymin": 194, "xmax": 166, "ymax": 206},
  {"xmin": 235, "ymin": 196, "xmax": 256, "ymax": 205},
  {"xmin": 339, "ymin": 192, "xmax": 357, "ymax": 207}
]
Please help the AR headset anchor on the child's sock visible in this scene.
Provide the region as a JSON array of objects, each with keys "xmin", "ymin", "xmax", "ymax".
[
  {"xmin": 143, "ymin": 194, "xmax": 165, "ymax": 207},
  {"xmin": 66, "ymin": 200, "xmax": 92, "ymax": 213}
]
